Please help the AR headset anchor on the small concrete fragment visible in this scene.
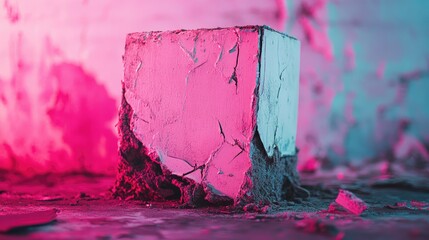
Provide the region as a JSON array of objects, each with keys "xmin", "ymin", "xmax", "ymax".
[
  {"xmin": 0, "ymin": 209, "xmax": 58, "ymax": 233},
  {"xmin": 386, "ymin": 201, "xmax": 429, "ymax": 211},
  {"xmin": 335, "ymin": 189, "xmax": 367, "ymax": 215},
  {"xmin": 115, "ymin": 26, "xmax": 301, "ymax": 206},
  {"xmin": 327, "ymin": 202, "xmax": 349, "ymax": 214}
]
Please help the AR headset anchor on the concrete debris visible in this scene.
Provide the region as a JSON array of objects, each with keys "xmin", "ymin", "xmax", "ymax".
[
  {"xmin": 0, "ymin": 209, "xmax": 58, "ymax": 233},
  {"xmin": 335, "ymin": 189, "xmax": 368, "ymax": 215}
]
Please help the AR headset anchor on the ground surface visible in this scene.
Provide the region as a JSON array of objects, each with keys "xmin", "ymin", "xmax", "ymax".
[{"xmin": 0, "ymin": 171, "xmax": 428, "ymax": 239}]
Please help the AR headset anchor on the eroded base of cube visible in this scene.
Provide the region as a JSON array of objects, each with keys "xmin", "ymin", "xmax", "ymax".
[
  {"xmin": 113, "ymin": 92, "xmax": 306, "ymax": 207},
  {"xmin": 241, "ymin": 131, "xmax": 309, "ymax": 205}
]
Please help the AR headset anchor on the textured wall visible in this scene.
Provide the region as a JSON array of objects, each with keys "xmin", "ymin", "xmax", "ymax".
[
  {"xmin": 0, "ymin": 0, "xmax": 284, "ymax": 174},
  {"xmin": 1, "ymin": 0, "xmax": 428, "ymax": 174},
  {"xmin": 287, "ymin": 0, "xmax": 429, "ymax": 171}
]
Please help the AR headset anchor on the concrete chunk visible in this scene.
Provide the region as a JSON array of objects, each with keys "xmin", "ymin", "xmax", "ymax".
[
  {"xmin": 115, "ymin": 26, "xmax": 302, "ymax": 206},
  {"xmin": 335, "ymin": 189, "xmax": 368, "ymax": 215}
]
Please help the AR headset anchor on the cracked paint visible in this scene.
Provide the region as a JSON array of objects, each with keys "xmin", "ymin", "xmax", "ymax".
[{"xmin": 228, "ymin": 29, "xmax": 241, "ymax": 93}]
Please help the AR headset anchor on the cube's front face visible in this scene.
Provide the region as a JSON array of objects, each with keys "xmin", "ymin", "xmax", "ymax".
[{"xmin": 123, "ymin": 27, "xmax": 260, "ymax": 198}]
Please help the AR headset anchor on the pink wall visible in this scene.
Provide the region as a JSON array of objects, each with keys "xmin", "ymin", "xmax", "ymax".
[
  {"xmin": 0, "ymin": 0, "xmax": 284, "ymax": 174},
  {"xmin": 1, "ymin": 0, "xmax": 429, "ymax": 175}
]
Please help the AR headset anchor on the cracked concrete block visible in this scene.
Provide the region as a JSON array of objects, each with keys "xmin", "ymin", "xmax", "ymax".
[{"xmin": 115, "ymin": 26, "xmax": 303, "ymax": 206}]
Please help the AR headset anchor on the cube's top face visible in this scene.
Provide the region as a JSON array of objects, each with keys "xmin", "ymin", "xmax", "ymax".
[{"xmin": 123, "ymin": 27, "xmax": 260, "ymax": 193}]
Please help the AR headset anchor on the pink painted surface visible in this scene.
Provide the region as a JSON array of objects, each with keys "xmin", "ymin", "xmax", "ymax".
[{"xmin": 124, "ymin": 27, "xmax": 256, "ymax": 198}]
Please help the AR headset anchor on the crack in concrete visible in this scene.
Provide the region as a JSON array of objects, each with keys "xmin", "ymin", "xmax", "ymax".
[
  {"xmin": 231, "ymin": 149, "xmax": 245, "ymax": 162},
  {"xmin": 229, "ymin": 138, "xmax": 247, "ymax": 162},
  {"xmin": 229, "ymin": 42, "xmax": 238, "ymax": 53},
  {"xmin": 228, "ymin": 29, "xmax": 240, "ymax": 94},
  {"xmin": 165, "ymin": 154, "xmax": 195, "ymax": 168},
  {"xmin": 217, "ymin": 120, "xmax": 226, "ymax": 140},
  {"xmin": 185, "ymin": 60, "xmax": 207, "ymax": 84},
  {"xmin": 182, "ymin": 60, "xmax": 208, "ymax": 113},
  {"xmin": 164, "ymin": 118, "xmax": 230, "ymax": 180},
  {"xmin": 279, "ymin": 66, "xmax": 287, "ymax": 81},
  {"xmin": 274, "ymin": 70, "xmax": 282, "ymax": 151},
  {"xmin": 135, "ymin": 60, "xmax": 142, "ymax": 73},
  {"xmin": 182, "ymin": 164, "xmax": 205, "ymax": 177},
  {"xmin": 276, "ymin": 85, "xmax": 282, "ymax": 99},
  {"xmin": 201, "ymin": 132, "xmax": 228, "ymax": 181},
  {"xmin": 215, "ymin": 43, "xmax": 224, "ymax": 66},
  {"xmin": 179, "ymin": 33, "xmax": 199, "ymax": 63},
  {"xmin": 273, "ymin": 124, "xmax": 279, "ymax": 151},
  {"xmin": 133, "ymin": 58, "xmax": 142, "ymax": 89},
  {"xmin": 133, "ymin": 113, "xmax": 149, "ymax": 124}
]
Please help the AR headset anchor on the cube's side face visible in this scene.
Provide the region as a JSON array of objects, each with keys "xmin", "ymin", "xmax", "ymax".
[
  {"xmin": 256, "ymin": 28, "xmax": 300, "ymax": 157},
  {"xmin": 123, "ymin": 27, "xmax": 260, "ymax": 199}
]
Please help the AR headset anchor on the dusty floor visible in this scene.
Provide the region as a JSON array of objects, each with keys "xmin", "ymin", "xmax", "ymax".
[{"xmin": 0, "ymin": 171, "xmax": 428, "ymax": 239}]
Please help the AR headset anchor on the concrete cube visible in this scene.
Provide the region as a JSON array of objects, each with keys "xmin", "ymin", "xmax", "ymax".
[{"xmin": 115, "ymin": 26, "xmax": 303, "ymax": 206}]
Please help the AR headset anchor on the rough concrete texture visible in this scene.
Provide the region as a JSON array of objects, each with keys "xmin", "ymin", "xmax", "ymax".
[{"xmin": 115, "ymin": 26, "xmax": 303, "ymax": 206}]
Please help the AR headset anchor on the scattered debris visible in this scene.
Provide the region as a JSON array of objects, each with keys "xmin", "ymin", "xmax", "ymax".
[
  {"xmin": 242, "ymin": 203, "xmax": 271, "ymax": 213},
  {"xmin": 75, "ymin": 192, "xmax": 100, "ymax": 201},
  {"xmin": 327, "ymin": 202, "xmax": 349, "ymax": 214},
  {"xmin": 37, "ymin": 196, "xmax": 64, "ymax": 201},
  {"xmin": 335, "ymin": 189, "xmax": 367, "ymax": 215},
  {"xmin": 385, "ymin": 201, "xmax": 429, "ymax": 210},
  {"xmin": 0, "ymin": 209, "xmax": 58, "ymax": 233},
  {"xmin": 410, "ymin": 200, "xmax": 429, "ymax": 209},
  {"xmin": 386, "ymin": 202, "xmax": 408, "ymax": 210}
]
